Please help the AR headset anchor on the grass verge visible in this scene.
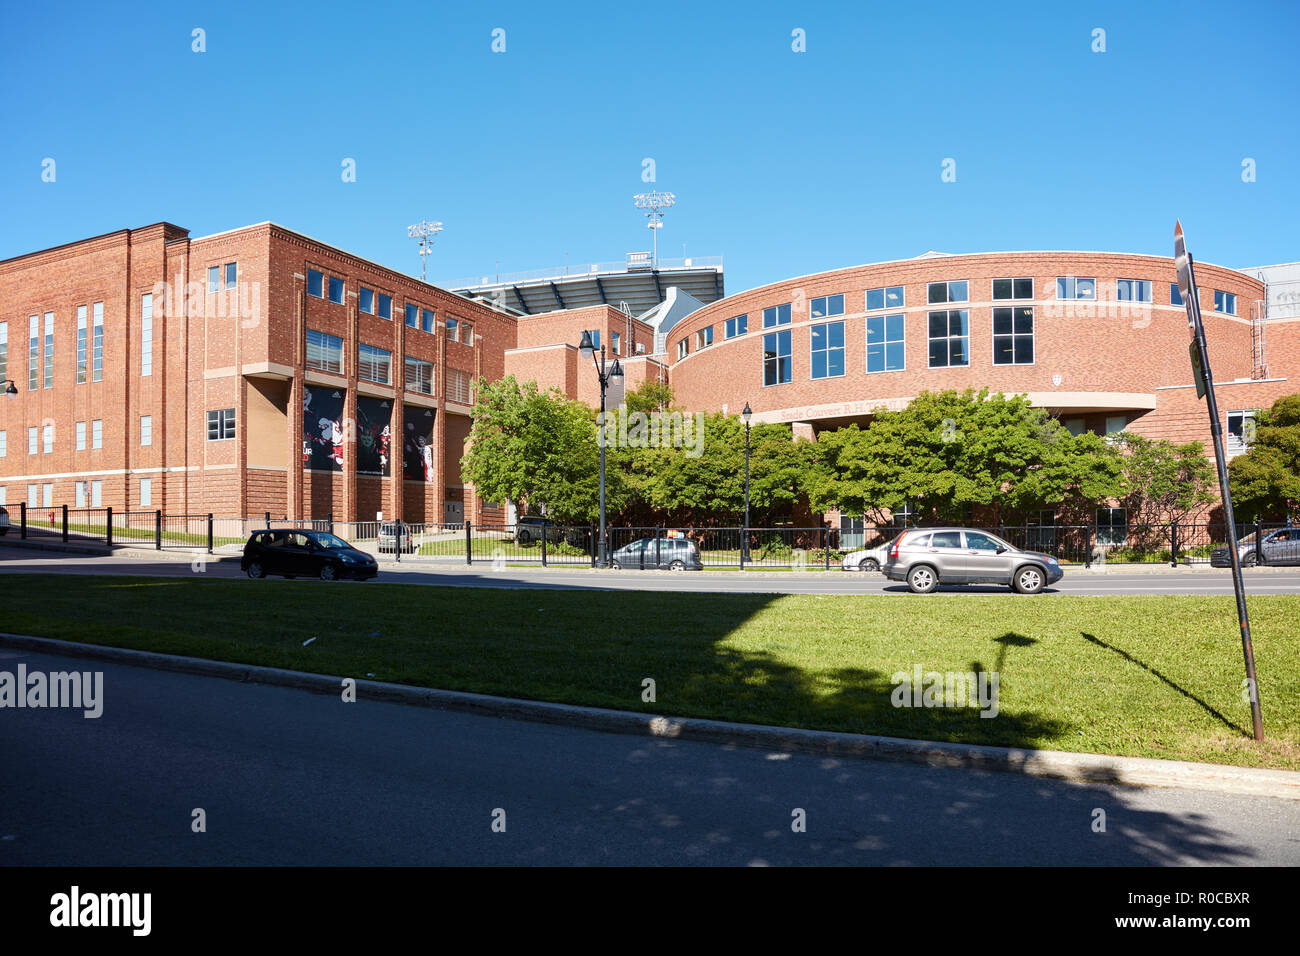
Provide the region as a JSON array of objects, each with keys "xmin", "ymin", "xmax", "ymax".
[{"xmin": 1, "ymin": 573, "xmax": 1295, "ymax": 770}]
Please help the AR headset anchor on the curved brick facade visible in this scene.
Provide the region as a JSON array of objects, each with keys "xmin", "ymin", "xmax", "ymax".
[{"xmin": 663, "ymin": 252, "xmax": 1294, "ymax": 448}]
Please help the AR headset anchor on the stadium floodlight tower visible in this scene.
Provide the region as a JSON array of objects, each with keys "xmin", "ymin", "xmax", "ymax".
[
  {"xmin": 407, "ymin": 220, "xmax": 444, "ymax": 282},
  {"xmin": 633, "ymin": 191, "xmax": 676, "ymax": 267}
]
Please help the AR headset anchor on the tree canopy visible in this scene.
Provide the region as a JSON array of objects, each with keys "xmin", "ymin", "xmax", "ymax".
[{"xmin": 1228, "ymin": 393, "xmax": 1300, "ymax": 522}]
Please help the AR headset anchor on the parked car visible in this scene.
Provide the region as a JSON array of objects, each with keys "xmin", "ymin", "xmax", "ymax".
[
  {"xmin": 883, "ymin": 527, "xmax": 1063, "ymax": 594},
  {"xmin": 516, "ymin": 515, "xmax": 564, "ymax": 545},
  {"xmin": 1211, "ymin": 528, "xmax": 1300, "ymax": 567},
  {"xmin": 841, "ymin": 537, "xmax": 895, "ymax": 572},
  {"xmin": 610, "ymin": 536, "xmax": 704, "ymax": 571},
  {"xmin": 377, "ymin": 522, "xmax": 414, "ymax": 554},
  {"xmin": 242, "ymin": 530, "xmax": 378, "ymax": 581},
  {"xmin": 0, "ymin": 506, "xmax": 8, "ymax": 536}
]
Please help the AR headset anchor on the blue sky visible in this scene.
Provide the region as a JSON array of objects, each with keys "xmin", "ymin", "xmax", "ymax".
[{"xmin": 2, "ymin": 0, "xmax": 1296, "ymax": 294}]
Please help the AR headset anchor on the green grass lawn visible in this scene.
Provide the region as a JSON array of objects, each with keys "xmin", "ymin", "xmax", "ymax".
[{"xmin": 1, "ymin": 573, "xmax": 1295, "ymax": 770}]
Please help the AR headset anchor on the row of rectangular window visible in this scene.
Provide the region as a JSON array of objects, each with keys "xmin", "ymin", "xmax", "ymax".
[
  {"xmin": 689, "ymin": 278, "xmax": 1237, "ymax": 359},
  {"xmin": 207, "ymin": 262, "xmax": 238, "ymax": 293},
  {"xmin": 761, "ymin": 309, "xmax": 1038, "ymax": 385},
  {"xmin": 309, "ymin": 269, "xmax": 474, "ymax": 342},
  {"xmin": 306, "ymin": 329, "xmax": 437, "ymax": 394}
]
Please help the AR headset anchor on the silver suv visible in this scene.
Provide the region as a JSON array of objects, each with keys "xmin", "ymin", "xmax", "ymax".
[{"xmin": 883, "ymin": 527, "xmax": 1063, "ymax": 594}]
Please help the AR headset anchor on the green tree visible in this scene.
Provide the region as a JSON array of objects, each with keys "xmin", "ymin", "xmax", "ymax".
[
  {"xmin": 622, "ymin": 379, "xmax": 675, "ymax": 415},
  {"xmin": 804, "ymin": 389, "xmax": 1123, "ymax": 525},
  {"xmin": 1229, "ymin": 393, "xmax": 1300, "ymax": 521},
  {"xmin": 1111, "ymin": 432, "xmax": 1215, "ymax": 527}
]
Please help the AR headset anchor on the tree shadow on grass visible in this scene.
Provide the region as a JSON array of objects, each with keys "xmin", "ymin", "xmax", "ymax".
[{"xmin": 1080, "ymin": 631, "xmax": 1246, "ymax": 736}]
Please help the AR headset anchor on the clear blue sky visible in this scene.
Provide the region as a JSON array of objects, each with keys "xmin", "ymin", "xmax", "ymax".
[{"xmin": 2, "ymin": 0, "xmax": 1296, "ymax": 294}]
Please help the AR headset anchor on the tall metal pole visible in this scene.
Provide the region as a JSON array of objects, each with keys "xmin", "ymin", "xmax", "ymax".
[
  {"xmin": 744, "ymin": 422, "xmax": 751, "ymax": 532},
  {"xmin": 598, "ymin": 345, "xmax": 608, "ymax": 569},
  {"xmin": 1176, "ymin": 222, "xmax": 1264, "ymax": 740}
]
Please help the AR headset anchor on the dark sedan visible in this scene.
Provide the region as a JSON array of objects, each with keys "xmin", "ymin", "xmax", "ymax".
[{"xmin": 241, "ymin": 530, "xmax": 378, "ymax": 581}]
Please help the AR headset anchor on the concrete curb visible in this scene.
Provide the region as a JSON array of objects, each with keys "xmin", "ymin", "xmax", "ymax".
[{"xmin": 3, "ymin": 631, "xmax": 1298, "ymax": 801}]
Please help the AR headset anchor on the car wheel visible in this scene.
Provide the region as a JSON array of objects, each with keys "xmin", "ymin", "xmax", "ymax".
[
  {"xmin": 246, "ymin": 561, "xmax": 266, "ymax": 580},
  {"xmin": 670, "ymin": 560, "xmax": 685, "ymax": 571},
  {"xmin": 1242, "ymin": 552, "xmax": 1258, "ymax": 568},
  {"xmin": 610, "ymin": 559, "xmax": 622, "ymax": 570},
  {"xmin": 1013, "ymin": 566, "xmax": 1045, "ymax": 594},
  {"xmin": 907, "ymin": 565, "xmax": 938, "ymax": 594},
  {"xmin": 319, "ymin": 564, "xmax": 338, "ymax": 581},
  {"xmin": 518, "ymin": 530, "xmax": 531, "ymax": 545},
  {"xmin": 859, "ymin": 557, "xmax": 879, "ymax": 572}
]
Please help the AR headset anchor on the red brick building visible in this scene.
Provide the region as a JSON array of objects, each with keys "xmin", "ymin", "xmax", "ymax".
[{"xmin": 0, "ymin": 221, "xmax": 515, "ymax": 524}]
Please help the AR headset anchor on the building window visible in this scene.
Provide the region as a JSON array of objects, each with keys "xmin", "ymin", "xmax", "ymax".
[
  {"xmin": 866, "ymin": 286, "xmax": 904, "ymax": 311},
  {"xmin": 141, "ymin": 294, "xmax": 153, "ymax": 377},
  {"xmin": 1170, "ymin": 283, "xmax": 1184, "ymax": 306},
  {"xmin": 89, "ymin": 481, "xmax": 100, "ymax": 507},
  {"xmin": 45, "ymin": 484, "xmax": 55, "ymax": 508},
  {"xmin": 809, "ymin": 294, "xmax": 844, "ymax": 319},
  {"xmin": 1104, "ymin": 415, "xmax": 1127, "ymax": 444},
  {"xmin": 328, "ymin": 275, "xmax": 345, "ymax": 304},
  {"xmin": 1116, "ymin": 279, "xmax": 1152, "ymax": 302},
  {"xmin": 208, "ymin": 266, "xmax": 220, "ymax": 294},
  {"xmin": 810, "ymin": 321, "xmax": 845, "ymax": 379},
  {"xmin": 404, "ymin": 356, "xmax": 434, "ymax": 395},
  {"xmin": 993, "ymin": 278, "xmax": 1033, "ymax": 300},
  {"xmin": 581, "ymin": 327, "xmax": 597, "ymax": 348},
  {"xmin": 207, "ymin": 409, "xmax": 235, "ymax": 441},
  {"xmin": 0, "ymin": 430, "xmax": 6, "ymax": 458},
  {"xmin": 0, "ymin": 321, "xmax": 7, "ymax": 382},
  {"xmin": 1227, "ymin": 409, "xmax": 1256, "ymax": 458},
  {"xmin": 1214, "ymin": 290, "xmax": 1237, "ymax": 315},
  {"xmin": 141, "ymin": 415, "xmax": 153, "ymax": 447},
  {"xmin": 891, "ymin": 501, "xmax": 917, "ymax": 528},
  {"xmin": 993, "ymin": 306, "xmax": 1034, "ymax": 365},
  {"xmin": 612, "ymin": 331, "xmax": 620, "ymax": 355},
  {"xmin": 763, "ymin": 329, "xmax": 792, "ymax": 386},
  {"xmin": 1062, "ymin": 417, "xmax": 1085, "ymax": 437},
  {"xmin": 1096, "ymin": 507, "xmax": 1127, "ymax": 546},
  {"xmin": 42, "ymin": 423, "xmax": 53, "ymax": 454},
  {"xmin": 140, "ymin": 477, "xmax": 152, "ymax": 508},
  {"xmin": 377, "ymin": 293, "xmax": 392, "ymax": 320},
  {"xmin": 76, "ymin": 421, "xmax": 86, "ymax": 451},
  {"xmin": 725, "ymin": 314, "xmax": 748, "ymax": 338},
  {"xmin": 696, "ymin": 327, "xmax": 714, "ymax": 350},
  {"xmin": 28, "ymin": 315, "xmax": 38, "ymax": 391},
  {"xmin": 677, "ymin": 339, "xmax": 688, "ymax": 360},
  {"xmin": 927, "ymin": 280, "xmax": 969, "ymax": 304},
  {"xmin": 27, "ymin": 426, "xmax": 37, "ymax": 455},
  {"xmin": 92, "ymin": 420, "xmax": 103, "ymax": 449},
  {"xmin": 93, "ymin": 302, "xmax": 103, "ymax": 382},
  {"xmin": 461, "ymin": 321, "xmax": 473, "ymax": 345},
  {"xmin": 762, "ymin": 304, "xmax": 791, "ymax": 328},
  {"xmin": 422, "ymin": 309, "xmax": 435, "ymax": 334},
  {"xmin": 306, "ymin": 330, "xmax": 344, "ymax": 374},
  {"xmin": 405, "ymin": 304, "xmax": 418, "ymax": 329},
  {"xmin": 307, "ymin": 269, "xmax": 324, "ymax": 298},
  {"xmin": 224, "ymin": 262, "xmax": 237, "ymax": 288},
  {"xmin": 359, "ymin": 287, "xmax": 374, "ymax": 314},
  {"xmin": 76, "ymin": 307, "xmax": 87, "ymax": 383},
  {"xmin": 27, "ymin": 485, "xmax": 38, "ymax": 508},
  {"xmin": 866, "ymin": 314, "xmax": 905, "ymax": 373},
  {"xmin": 358, "ymin": 344, "xmax": 392, "ymax": 384},
  {"xmin": 1056, "ymin": 276, "xmax": 1096, "ymax": 300},
  {"xmin": 447, "ymin": 367, "xmax": 474, "ymax": 405},
  {"xmin": 928, "ymin": 310, "xmax": 969, "ymax": 367},
  {"xmin": 43, "ymin": 312, "xmax": 53, "ymax": 389}
]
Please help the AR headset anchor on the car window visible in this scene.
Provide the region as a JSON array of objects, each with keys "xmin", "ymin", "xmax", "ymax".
[
  {"xmin": 964, "ymin": 531, "xmax": 1001, "ymax": 552},
  {"xmin": 260, "ymin": 532, "xmax": 288, "ymax": 548},
  {"xmin": 286, "ymin": 533, "xmax": 310, "ymax": 548},
  {"xmin": 906, "ymin": 532, "xmax": 931, "ymax": 548},
  {"xmin": 931, "ymin": 531, "xmax": 962, "ymax": 549}
]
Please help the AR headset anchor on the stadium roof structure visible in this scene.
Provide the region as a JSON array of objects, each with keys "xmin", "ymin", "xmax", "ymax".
[{"xmin": 446, "ymin": 252, "xmax": 724, "ymax": 317}]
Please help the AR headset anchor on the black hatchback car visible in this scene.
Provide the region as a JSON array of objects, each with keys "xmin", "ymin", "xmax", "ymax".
[{"xmin": 241, "ymin": 530, "xmax": 378, "ymax": 581}]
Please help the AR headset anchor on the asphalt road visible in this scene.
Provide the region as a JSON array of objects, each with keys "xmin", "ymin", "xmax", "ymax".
[
  {"xmin": 3, "ymin": 544, "xmax": 1300, "ymax": 595},
  {"xmin": 2, "ymin": 648, "xmax": 1298, "ymax": 866}
]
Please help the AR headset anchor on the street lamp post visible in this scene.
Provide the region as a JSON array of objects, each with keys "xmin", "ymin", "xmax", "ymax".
[
  {"xmin": 579, "ymin": 330, "xmax": 623, "ymax": 567},
  {"xmin": 742, "ymin": 402, "xmax": 752, "ymax": 559}
]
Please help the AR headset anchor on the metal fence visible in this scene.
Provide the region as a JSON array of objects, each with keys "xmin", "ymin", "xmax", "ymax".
[{"xmin": 7, "ymin": 504, "xmax": 1297, "ymax": 568}]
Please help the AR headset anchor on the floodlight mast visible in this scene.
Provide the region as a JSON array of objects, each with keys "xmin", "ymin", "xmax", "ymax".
[
  {"xmin": 407, "ymin": 220, "xmax": 444, "ymax": 282},
  {"xmin": 633, "ymin": 191, "xmax": 676, "ymax": 267}
]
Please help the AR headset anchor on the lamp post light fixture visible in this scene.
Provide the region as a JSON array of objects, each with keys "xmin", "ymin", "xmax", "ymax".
[
  {"xmin": 579, "ymin": 329, "xmax": 624, "ymax": 567},
  {"xmin": 4, "ymin": 380, "xmax": 17, "ymax": 400},
  {"xmin": 632, "ymin": 191, "xmax": 676, "ymax": 267},
  {"xmin": 407, "ymin": 220, "xmax": 444, "ymax": 283},
  {"xmin": 742, "ymin": 402, "xmax": 752, "ymax": 559}
]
